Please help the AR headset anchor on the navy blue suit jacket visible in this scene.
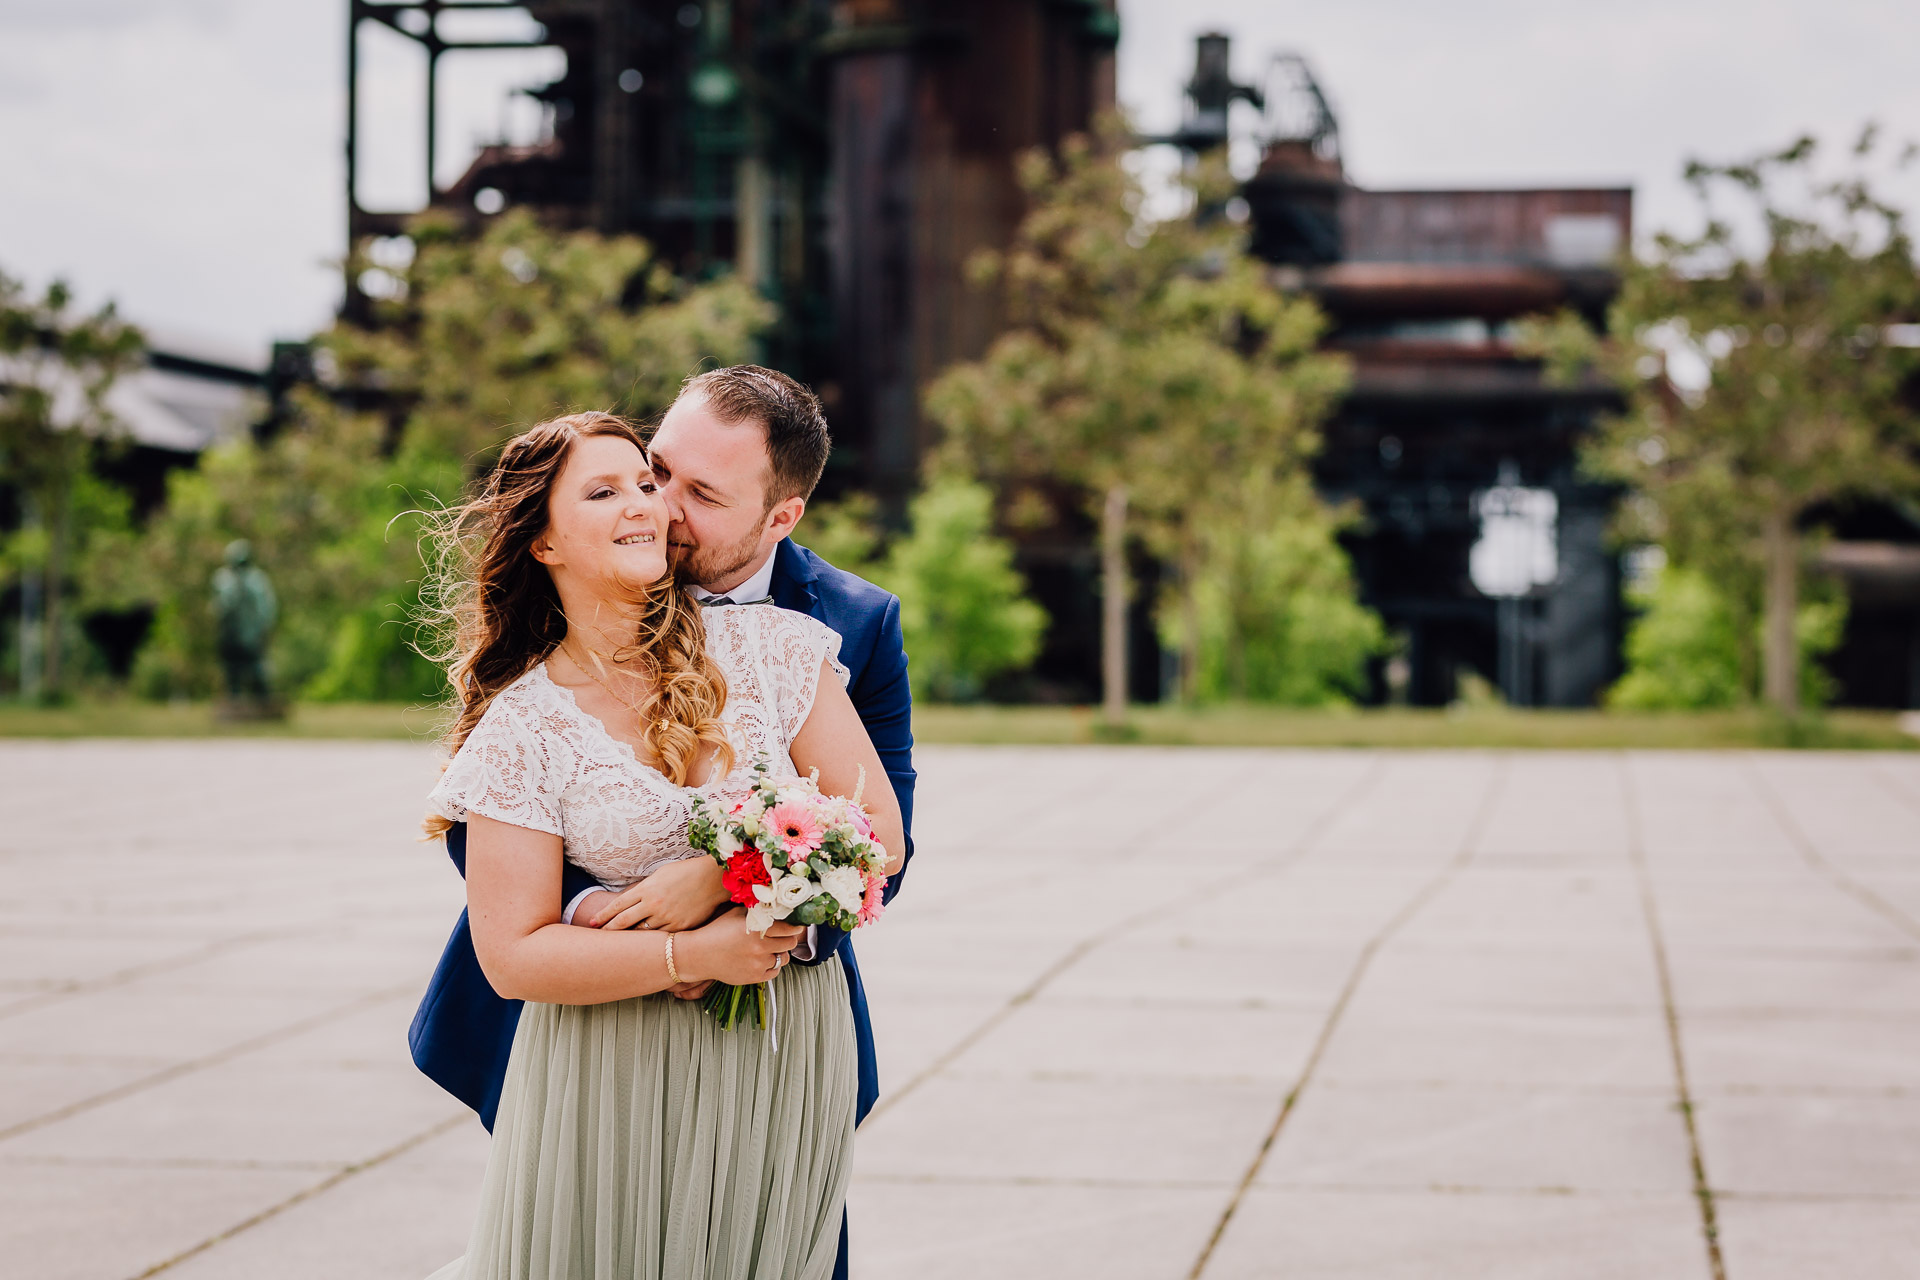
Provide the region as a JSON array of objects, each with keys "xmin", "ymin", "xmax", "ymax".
[{"xmin": 409, "ymin": 538, "xmax": 915, "ymax": 1130}]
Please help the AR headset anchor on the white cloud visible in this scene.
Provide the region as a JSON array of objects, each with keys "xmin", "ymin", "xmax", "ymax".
[
  {"xmin": 4, "ymin": 1, "xmax": 1918, "ymax": 356},
  {"xmin": 1116, "ymin": 0, "xmax": 1920, "ymax": 253}
]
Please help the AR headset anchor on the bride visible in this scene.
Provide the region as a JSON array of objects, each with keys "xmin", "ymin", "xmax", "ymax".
[{"xmin": 420, "ymin": 410, "xmax": 904, "ymax": 1279}]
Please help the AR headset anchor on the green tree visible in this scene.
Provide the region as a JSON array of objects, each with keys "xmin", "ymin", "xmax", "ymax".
[
  {"xmin": 1179, "ymin": 475, "xmax": 1385, "ymax": 704},
  {"xmin": 803, "ymin": 478, "xmax": 1047, "ymax": 701},
  {"xmin": 1608, "ymin": 560, "xmax": 1846, "ymax": 710},
  {"xmin": 135, "ymin": 211, "xmax": 771, "ymax": 700},
  {"xmin": 0, "ymin": 269, "xmax": 143, "ymax": 700},
  {"xmin": 1533, "ymin": 130, "xmax": 1920, "ymax": 713},
  {"xmin": 927, "ymin": 126, "xmax": 1350, "ymax": 722}
]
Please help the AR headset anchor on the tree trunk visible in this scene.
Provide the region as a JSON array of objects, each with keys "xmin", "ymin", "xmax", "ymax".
[
  {"xmin": 43, "ymin": 486, "xmax": 67, "ymax": 698},
  {"xmin": 1178, "ymin": 533, "xmax": 1200, "ymax": 704},
  {"xmin": 1761, "ymin": 503, "xmax": 1799, "ymax": 715},
  {"xmin": 1100, "ymin": 484, "xmax": 1129, "ymax": 727},
  {"xmin": 17, "ymin": 495, "xmax": 43, "ymax": 703}
]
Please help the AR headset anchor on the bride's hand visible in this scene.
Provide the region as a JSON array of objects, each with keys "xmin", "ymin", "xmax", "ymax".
[
  {"xmin": 587, "ymin": 857, "xmax": 729, "ymax": 933},
  {"xmin": 678, "ymin": 907, "xmax": 806, "ymax": 986}
]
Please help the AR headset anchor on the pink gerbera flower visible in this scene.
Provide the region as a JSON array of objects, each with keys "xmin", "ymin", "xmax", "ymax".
[
  {"xmin": 858, "ymin": 873, "xmax": 887, "ymax": 925},
  {"xmin": 766, "ymin": 802, "xmax": 824, "ymax": 857}
]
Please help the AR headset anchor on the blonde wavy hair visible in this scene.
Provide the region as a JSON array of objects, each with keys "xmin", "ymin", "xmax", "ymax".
[{"xmin": 420, "ymin": 411, "xmax": 733, "ymax": 837}]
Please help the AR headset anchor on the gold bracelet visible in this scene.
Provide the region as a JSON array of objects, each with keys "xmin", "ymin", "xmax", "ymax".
[{"xmin": 664, "ymin": 932, "xmax": 681, "ymax": 986}]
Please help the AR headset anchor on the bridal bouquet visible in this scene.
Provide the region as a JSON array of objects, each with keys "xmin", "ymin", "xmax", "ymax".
[{"xmin": 687, "ymin": 757, "xmax": 889, "ymax": 1031}]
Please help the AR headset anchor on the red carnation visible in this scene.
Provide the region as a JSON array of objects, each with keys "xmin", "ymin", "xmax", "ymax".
[{"xmin": 722, "ymin": 851, "xmax": 772, "ymax": 906}]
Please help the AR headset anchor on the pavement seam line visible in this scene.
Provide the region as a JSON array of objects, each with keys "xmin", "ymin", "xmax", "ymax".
[
  {"xmin": 1619, "ymin": 756, "xmax": 1728, "ymax": 1280},
  {"xmin": 1742, "ymin": 757, "xmax": 1920, "ymax": 943},
  {"xmin": 126, "ymin": 1112, "xmax": 470, "ymax": 1279},
  {"xmin": 0, "ymin": 928, "xmax": 293, "ymax": 1023},
  {"xmin": 0, "ymin": 982, "xmax": 417, "ymax": 1145},
  {"xmin": 861, "ymin": 756, "xmax": 1390, "ymax": 1126},
  {"xmin": 1186, "ymin": 754, "xmax": 1509, "ymax": 1280}
]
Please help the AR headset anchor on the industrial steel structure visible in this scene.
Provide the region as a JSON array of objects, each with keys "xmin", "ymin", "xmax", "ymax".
[
  {"xmin": 1154, "ymin": 35, "xmax": 1633, "ymax": 706},
  {"xmin": 345, "ymin": 0, "xmax": 1118, "ymax": 503},
  {"xmin": 341, "ymin": 13, "xmax": 1920, "ymax": 708}
]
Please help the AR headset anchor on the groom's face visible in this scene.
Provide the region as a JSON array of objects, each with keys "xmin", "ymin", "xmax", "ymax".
[{"xmin": 648, "ymin": 393, "xmax": 791, "ymax": 594}]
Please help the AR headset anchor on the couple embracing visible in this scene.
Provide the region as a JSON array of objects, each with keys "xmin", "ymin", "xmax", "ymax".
[{"xmin": 410, "ymin": 366, "xmax": 915, "ymax": 1280}]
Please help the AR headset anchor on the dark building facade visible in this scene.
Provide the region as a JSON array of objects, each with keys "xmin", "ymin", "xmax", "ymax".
[
  {"xmin": 1189, "ymin": 40, "xmax": 1633, "ymax": 707},
  {"xmin": 345, "ymin": 0, "xmax": 1118, "ymax": 502}
]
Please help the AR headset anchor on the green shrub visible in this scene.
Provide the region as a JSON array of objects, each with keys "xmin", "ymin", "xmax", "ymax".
[
  {"xmin": 131, "ymin": 212, "xmax": 768, "ymax": 702},
  {"xmin": 803, "ymin": 479, "xmax": 1047, "ymax": 702},
  {"xmin": 1179, "ymin": 508, "xmax": 1386, "ymax": 706},
  {"xmin": 1607, "ymin": 562, "xmax": 1846, "ymax": 709}
]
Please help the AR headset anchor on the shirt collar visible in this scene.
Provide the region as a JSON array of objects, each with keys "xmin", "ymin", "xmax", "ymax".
[{"xmin": 691, "ymin": 545, "xmax": 778, "ymax": 604}]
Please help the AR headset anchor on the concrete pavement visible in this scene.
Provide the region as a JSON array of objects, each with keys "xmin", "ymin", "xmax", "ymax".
[{"xmin": 1, "ymin": 743, "xmax": 1916, "ymax": 1278}]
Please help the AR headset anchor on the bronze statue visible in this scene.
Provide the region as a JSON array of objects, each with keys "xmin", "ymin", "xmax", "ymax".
[{"xmin": 211, "ymin": 539, "xmax": 278, "ymax": 714}]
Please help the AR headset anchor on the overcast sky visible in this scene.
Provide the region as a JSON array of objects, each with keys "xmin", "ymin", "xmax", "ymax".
[{"xmin": 2, "ymin": 0, "xmax": 1916, "ymax": 362}]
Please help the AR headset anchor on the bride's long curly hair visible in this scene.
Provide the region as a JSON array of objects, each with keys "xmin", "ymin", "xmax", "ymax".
[{"xmin": 420, "ymin": 411, "xmax": 732, "ymax": 838}]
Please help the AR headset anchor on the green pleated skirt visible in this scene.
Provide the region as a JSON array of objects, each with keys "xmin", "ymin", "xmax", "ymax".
[{"xmin": 429, "ymin": 957, "xmax": 856, "ymax": 1280}]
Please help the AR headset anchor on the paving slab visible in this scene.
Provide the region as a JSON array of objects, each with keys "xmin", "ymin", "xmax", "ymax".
[
  {"xmin": 1204, "ymin": 1188, "xmax": 1712, "ymax": 1280},
  {"xmin": 848, "ymin": 1178, "xmax": 1224, "ymax": 1280},
  {"xmin": 856, "ymin": 1069, "xmax": 1278, "ymax": 1185},
  {"xmin": 3, "ymin": 742, "xmax": 1918, "ymax": 1278},
  {"xmin": 1695, "ymin": 1094, "xmax": 1920, "ymax": 1196},
  {"xmin": 1312, "ymin": 1005, "xmax": 1675, "ymax": 1090},
  {"xmin": 159, "ymin": 1121, "xmax": 491, "ymax": 1280},
  {"xmin": 1256, "ymin": 1084, "xmax": 1698, "ymax": 1194},
  {"xmin": 1682, "ymin": 1011, "xmax": 1920, "ymax": 1093},
  {"xmin": 1716, "ymin": 1196, "xmax": 1920, "ymax": 1280}
]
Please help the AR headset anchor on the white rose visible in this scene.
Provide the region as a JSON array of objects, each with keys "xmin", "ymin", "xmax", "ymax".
[
  {"xmin": 739, "ymin": 812, "xmax": 762, "ymax": 837},
  {"xmin": 717, "ymin": 826, "xmax": 744, "ymax": 857},
  {"xmin": 744, "ymin": 902, "xmax": 778, "ymax": 934},
  {"xmin": 818, "ymin": 864, "xmax": 866, "ymax": 914},
  {"xmin": 771, "ymin": 874, "xmax": 817, "ymax": 912},
  {"xmin": 776, "ymin": 785, "xmax": 813, "ymax": 805},
  {"xmin": 788, "ymin": 860, "xmax": 810, "ymax": 878}
]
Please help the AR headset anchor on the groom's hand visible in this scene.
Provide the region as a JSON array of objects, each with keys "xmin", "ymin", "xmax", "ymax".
[{"xmin": 585, "ymin": 857, "xmax": 729, "ymax": 933}]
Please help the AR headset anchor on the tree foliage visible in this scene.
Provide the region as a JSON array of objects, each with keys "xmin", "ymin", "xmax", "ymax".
[
  {"xmin": 1529, "ymin": 129, "xmax": 1920, "ymax": 711},
  {"xmin": 0, "ymin": 269, "xmax": 143, "ymax": 700},
  {"xmin": 1176, "ymin": 476, "xmax": 1385, "ymax": 705},
  {"xmin": 926, "ymin": 124, "xmax": 1353, "ymax": 715},
  {"xmin": 803, "ymin": 478, "xmax": 1047, "ymax": 702},
  {"xmin": 135, "ymin": 212, "xmax": 771, "ymax": 700},
  {"xmin": 1608, "ymin": 561, "xmax": 1845, "ymax": 710}
]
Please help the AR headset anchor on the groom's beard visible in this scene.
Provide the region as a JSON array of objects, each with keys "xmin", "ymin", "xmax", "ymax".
[{"xmin": 671, "ymin": 526, "xmax": 765, "ymax": 593}]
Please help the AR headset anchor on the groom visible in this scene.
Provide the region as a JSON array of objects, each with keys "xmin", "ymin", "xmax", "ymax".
[{"xmin": 409, "ymin": 366, "xmax": 915, "ymax": 1275}]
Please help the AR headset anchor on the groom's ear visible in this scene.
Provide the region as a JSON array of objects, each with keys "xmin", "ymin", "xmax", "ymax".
[{"xmin": 763, "ymin": 495, "xmax": 806, "ymax": 543}]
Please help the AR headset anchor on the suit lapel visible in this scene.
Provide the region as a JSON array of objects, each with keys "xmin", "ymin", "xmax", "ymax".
[{"xmin": 770, "ymin": 537, "xmax": 823, "ymax": 621}]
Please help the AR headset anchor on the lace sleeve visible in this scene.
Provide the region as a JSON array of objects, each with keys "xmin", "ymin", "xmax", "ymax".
[
  {"xmin": 427, "ymin": 691, "xmax": 564, "ymax": 836},
  {"xmin": 755, "ymin": 607, "xmax": 851, "ymax": 743}
]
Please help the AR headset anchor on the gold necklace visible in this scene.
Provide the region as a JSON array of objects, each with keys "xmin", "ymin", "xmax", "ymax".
[{"xmin": 558, "ymin": 643, "xmax": 661, "ymax": 733}]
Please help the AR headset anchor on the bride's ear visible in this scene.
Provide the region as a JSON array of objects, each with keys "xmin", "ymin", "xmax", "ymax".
[{"xmin": 530, "ymin": 530, "xmax": 561, "ymax": 566}]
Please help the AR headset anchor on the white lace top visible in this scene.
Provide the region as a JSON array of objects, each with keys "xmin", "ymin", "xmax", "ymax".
[{"xmin": 428, "ymin": 604, "xmax": 850, "ymax": 887}]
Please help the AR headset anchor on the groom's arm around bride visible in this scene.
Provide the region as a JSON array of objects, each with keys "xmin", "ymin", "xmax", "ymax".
[{"xmin": 408, "ymin": 368, "xmax": 916, "ymax": 1134}]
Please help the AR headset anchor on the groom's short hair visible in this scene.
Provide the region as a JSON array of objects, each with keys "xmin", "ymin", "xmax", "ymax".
[{"xmin": 678, "ymin": 365, "xmax": 831, "ymax": 509}]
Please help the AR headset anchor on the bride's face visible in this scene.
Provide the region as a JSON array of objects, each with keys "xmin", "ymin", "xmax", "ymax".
[{"xmin": 532, "ymin": 434, "xmax": 669, "ymax": 599}]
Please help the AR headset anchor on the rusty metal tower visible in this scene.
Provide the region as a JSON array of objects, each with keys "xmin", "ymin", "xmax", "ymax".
[{"xmin": 343, "ymin": 0, "xmax": 1119, "ymax": 503}]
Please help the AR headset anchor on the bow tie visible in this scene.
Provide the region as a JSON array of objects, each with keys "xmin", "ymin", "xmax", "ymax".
[{"xmin": 697, "ymin": 594, "xmax": 774, "ymax": 608}]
